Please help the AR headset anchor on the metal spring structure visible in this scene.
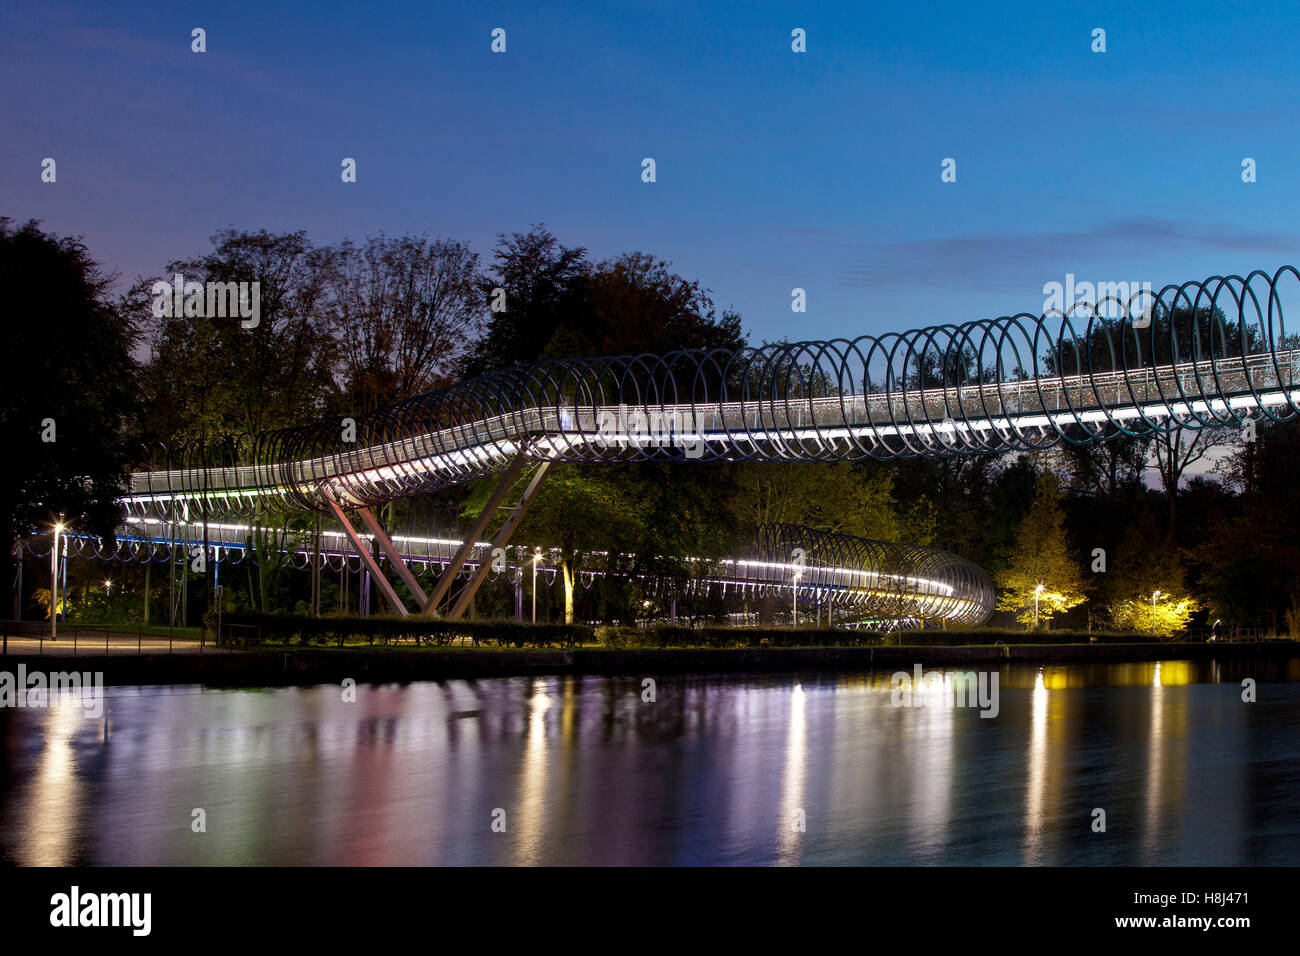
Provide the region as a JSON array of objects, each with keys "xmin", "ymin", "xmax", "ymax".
[
  {"xmin": 27, "ymin": 521, "xmax": 997, "ymax": 626},
  {"xmin": 126, "ymin": 267, "xmax": 1300, "ymax": 517},
  {"xmin": 745, "ymin": 524, "xmax": 993, "ymax": 624}
]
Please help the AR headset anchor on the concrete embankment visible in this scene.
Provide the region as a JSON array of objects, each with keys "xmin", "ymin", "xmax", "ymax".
[{"xmin": 1, "ymin": 641, "xmax": 1297, "ymax": 687}]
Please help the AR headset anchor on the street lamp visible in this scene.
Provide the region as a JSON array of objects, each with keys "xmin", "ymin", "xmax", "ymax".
[
  {"xmin": 50, "ymin": 520, "xmax": 65, "ymax": 639},
  {"xmin": 1033, "ymin": 582, "xmax": 1045, "ymax": 630},
  {"xmin": 792, "ymin": 570, "xmax": 803, "ymax": 629},
  {"xmin": 532, "ymin": 549, "xmax": 542, "ymax": 624},
  {"xmin": 1151, "ymin": 589, "xmax": 1162, "ymax": 637}
]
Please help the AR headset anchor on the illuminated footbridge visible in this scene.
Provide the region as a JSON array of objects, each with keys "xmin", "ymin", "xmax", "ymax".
[
  {"xmin": 37, "ymin": 518, "xmax": 995, "ymax": 627},
  {"xmin": 101, "ymin": 267, "xmax": 1299, "ymax": 626},
  {"xmin": 127, "ymin": 268, "xmax": 1299, "ymax": 511}
]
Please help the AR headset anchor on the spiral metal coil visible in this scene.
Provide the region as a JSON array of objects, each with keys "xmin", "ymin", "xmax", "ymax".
[
  {"xmin": 29, "ymin": 520, "xmax": 996, "ymax": 625},
  {"xmin": 745, "ymin": 524, "xmax": 994, "ymax": 625},
  {"xmin": 124, "ymin": 266, "xmax": 1300, "ymax": 518}
]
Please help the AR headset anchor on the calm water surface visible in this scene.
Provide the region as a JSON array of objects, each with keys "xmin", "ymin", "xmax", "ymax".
[{"xmin": 2, "ymin": 659, "xmax": 1298, "ymax": 865}]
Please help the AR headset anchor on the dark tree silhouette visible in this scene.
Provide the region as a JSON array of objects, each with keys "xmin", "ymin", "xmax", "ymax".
[{"xmin": 1, "ymin": 219, "xmax": 139, "ymax": 615}]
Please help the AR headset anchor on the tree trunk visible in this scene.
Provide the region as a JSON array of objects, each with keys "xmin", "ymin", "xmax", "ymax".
[{"xmin": 562, "ymin": 561, "xmax": 575, "ymax": 624}]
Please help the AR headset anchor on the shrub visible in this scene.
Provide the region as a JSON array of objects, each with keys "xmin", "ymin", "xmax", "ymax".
[
  {"xmin": 214, "ymin": 613, "xmax": 1158, "ymax": 651},
  {"xmin": 218, "ymin": 612, "xmax": 592, "ymax": 649}
]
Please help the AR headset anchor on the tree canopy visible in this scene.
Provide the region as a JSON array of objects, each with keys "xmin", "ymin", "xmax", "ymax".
[
  {"xmin": 1, "ymin": 218, "xmax": 138, "ymax": 542},
  {"xmin": 996, "ymin": 471, "xmax": 1088, "ymax": 628}
]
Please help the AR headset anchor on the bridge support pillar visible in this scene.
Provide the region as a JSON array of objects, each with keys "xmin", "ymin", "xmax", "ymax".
[
  {"xmin": 445, "ymin": 461, "xmax": 552, "ymax": 621},
  {"xmin": 320, "ymin": 490, "xmax": 410, "ymax": 617},
  {"xmin": 356, "ymin": 506, "xmax": 429, "ymax": 609},
  {"xmin": 422, "ymin": 454, "xmax": 531, "ymax": 615}
]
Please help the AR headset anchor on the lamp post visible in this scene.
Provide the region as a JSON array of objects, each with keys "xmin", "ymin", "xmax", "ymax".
[
  {"xmin": 1151, "ymin": 589, "xmax": 1161, "ymax": 637},
  {"xmin": 1033, "ymin": 582, "xmax": 1044, "ymax": 630},
  {"xmin": 532, "ymin": 549, "xmax": 542, "ymax": 624},
  {"xmin": 50, "ymin": 521, "xmax": 64, "ymax": 639},
  {"xmin": 792, "ymin": 570, "xmax": 803, "ymax": 629}
]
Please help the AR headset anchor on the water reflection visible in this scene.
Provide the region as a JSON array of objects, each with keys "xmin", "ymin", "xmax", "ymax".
[
  {"xmin": 15, "ymin": 702, "xmax": 87, "ymax": 866},
  {"xmin": 910, "ymin": 678, "xmax": 954, "ymax": 860},
  {"xmin": 775, "ymin": 682, "xmax": 806, "ymax": 865},
  {"xmin": 1, "ymin": 659, "xmax": 1297, "ymax": 866},
  {"xmin": 1023, "ymin": 669, "xmax": 1049, "ymax": 864},
  {"xmin": 1144, "ymin": 663, "xmax": 1164, "ymax": 862},
  {"xmin": 514, "ymin": 681, "xmax": 551, "ymax": 866}
]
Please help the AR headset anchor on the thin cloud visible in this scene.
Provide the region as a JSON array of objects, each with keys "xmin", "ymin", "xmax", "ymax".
[
  {"xmin": 63, "ymin": 27, "xmax": 305, "ymax": 96},
  {"xmin": 834, "ymin": 220, "xmax": 1300, "ymax": 292}
]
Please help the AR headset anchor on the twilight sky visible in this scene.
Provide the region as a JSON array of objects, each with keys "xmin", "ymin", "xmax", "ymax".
[{"xmin": 3, "ymin": 0, "xmax": 1299, "ymax": 346}]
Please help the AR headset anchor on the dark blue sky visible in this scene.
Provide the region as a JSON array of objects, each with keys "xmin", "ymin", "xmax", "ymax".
[{"xmin": 3, "ymin": 0, "xmax": 1298, "ymax": 345}]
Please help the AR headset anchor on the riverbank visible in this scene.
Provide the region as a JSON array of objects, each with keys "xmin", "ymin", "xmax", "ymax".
[{"xmin": 2, "ymin": 640, "xmax": 1297, "ymax": 687}]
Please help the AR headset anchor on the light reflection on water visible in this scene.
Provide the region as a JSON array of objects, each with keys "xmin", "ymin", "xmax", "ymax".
[{"xmin": 2, "ymin": 659, "xmax": 1298, "ymax": 866}]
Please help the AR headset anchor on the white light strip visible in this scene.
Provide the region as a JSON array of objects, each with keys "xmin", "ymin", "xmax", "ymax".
[
  {"xmin": 124, "ymin": 354, "xmax": 1300, "ymax": 503},
  {"xmin": 110, "ymin": 520, "xmax": 961, "ymax": 601}
]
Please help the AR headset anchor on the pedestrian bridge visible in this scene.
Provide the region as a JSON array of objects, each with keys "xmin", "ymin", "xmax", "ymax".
[
  {"xmin": 102, "ymin": 267, "xmax": 1298, "ymax": 625},
  {"xmin": 126, "ymin": 268, "xmax": 1299, "ymax": 514},
  {"xmin": 45, "ymin": 518, "xmax": 996, "ymax": 627}
]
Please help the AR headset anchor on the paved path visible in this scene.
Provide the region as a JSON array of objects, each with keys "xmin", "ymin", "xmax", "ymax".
[{"xmin": 0, "ymin": 630, "xmax": 239, "ymax": 655}]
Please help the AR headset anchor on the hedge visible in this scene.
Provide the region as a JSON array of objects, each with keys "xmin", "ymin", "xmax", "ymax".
[
  {"xmin": 885, "ymin": 629, "xmax": 1164, "ymax": 646},
  {"xmin": 215, "ymin": 612, "xmax": 591, "ymax": 648},
  {"xmin": 212, "ymin": 613, "xmax": 1166, "ymax": 651},
  {"xmin": 595, "ymin": 626, "xmax": 1161, "ymax": 648}
]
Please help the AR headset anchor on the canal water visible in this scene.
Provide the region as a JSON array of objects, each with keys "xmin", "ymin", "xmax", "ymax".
[{"xmin": 2, "ymin": 659, "xmax": 1298, "ymax": 865}]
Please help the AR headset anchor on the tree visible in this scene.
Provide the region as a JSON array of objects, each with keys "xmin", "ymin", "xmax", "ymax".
[
  {"xmin": 322, "ymin": 234, "xmax": 482, "ymax": 414},
  {"xmin": 884, "ymin": 452, "xmax": 1032, "ymax": 565},
  {"xmin": 1197, "ymin": 418, "xmax": 1300, "ymax": 632},
  {"xmin": 516, "ymin": 465, "xmax": 647, "ymax": 623},
  {"xmin": 733, "ymin": 462, "xmax": 903, "ymax": 541},
  {"xmin": 1059, "ymin": 424, "xmax": 1150, "ymax": 501},
  {"xmin": 1149, "ymin": 425, "xmax": 1236, "ymax": 540},
  {"xmin": 1100, "ymin": 510, "xmax": 1198, "ymax": 636},
  {"xmin": 462, "ymin": 227, "xmax": 745, "ymax": 376},
  {"xmin": 460, "ymin": 225, "xmax": 589, "ymax": 376},
  {"xmin": 0, "ymin": 219, "xmax": 139, "ymax": 614},
  {"xmin": 580, "ymin": 252, "xmax": 743, "ymax": 357},
  {"xmin": 135, "ymin": 229, "xmax": 338, "ymax": 613},
  {"xmin": 996, "ymin": 470, "xmax": 1087, "ymax": 628},
  {"xmin": 136, "ymin": 228, "xmax": 336, "ymax": 444}
]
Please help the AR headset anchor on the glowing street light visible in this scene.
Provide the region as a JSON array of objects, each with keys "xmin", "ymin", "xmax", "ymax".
[
  {"xmin": 792, "ymin": 569, "xmax": 803, "ymax": 629},
  {"xmin": 532, "ymin": 549, "xmax": 543, "ymax": 624},
  {"xmin": 1151, "ymin": 589, "xmax": 1162, "ymax": 637},
  {"xmin": 50, "ymin": 520, "xmax": 65, "ymax": 639},
  {"xmin": 1033, "ymin": 582, "xmax": 1045, "ymax": 630}
]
